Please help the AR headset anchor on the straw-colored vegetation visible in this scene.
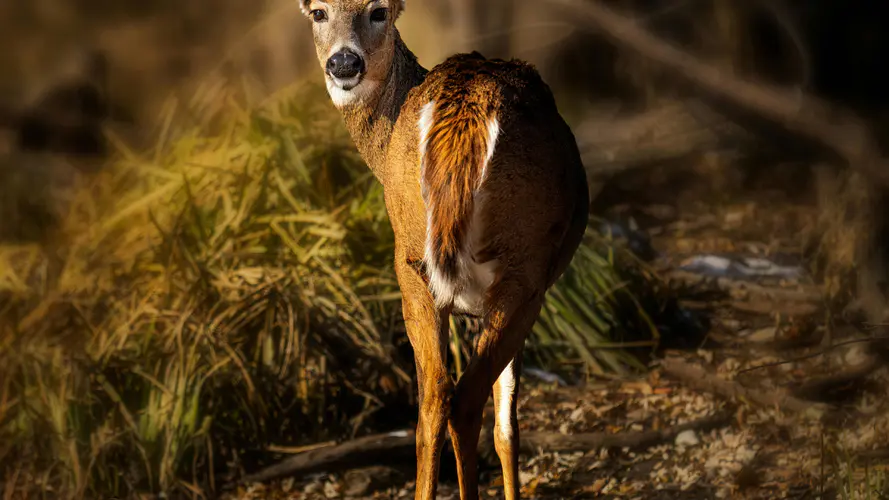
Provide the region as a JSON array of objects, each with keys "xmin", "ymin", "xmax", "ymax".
[{"xmin": 0, "ymin": 79, "xmax": 658, "ymax": 497}]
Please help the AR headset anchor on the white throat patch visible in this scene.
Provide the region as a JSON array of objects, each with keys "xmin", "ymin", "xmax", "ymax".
[{"xmin": 326, "ymin": 77, "xmax": 379, "ymax": 108}]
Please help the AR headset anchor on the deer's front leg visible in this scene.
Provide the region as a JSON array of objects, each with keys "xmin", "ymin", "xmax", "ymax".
[{"xmin": 395, "ymin": 253, "xmax": 452, "ymax": 500}]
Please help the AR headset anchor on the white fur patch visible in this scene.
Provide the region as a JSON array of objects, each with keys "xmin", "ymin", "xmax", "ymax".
[
  {"xmin": 417, "ymin": 101, "xmax": 436, "ymax": 175},
  {"xmin": 325, "ymin": 77, "xmax": 379, "ymax": 108},
  {"xmin": 417, "ymin": 101, "xmax": 455, "ymax": 307},
  {"xmin": 495, "ymin": 359, "xmax": 517, "ymax": 440},
  {"xmin": 480, "ymin": 117, "xmax": 500, "ymax": 183},
  {"xmin": 418, "ymin": 101, "xmax": 502, "ymax": 312}
]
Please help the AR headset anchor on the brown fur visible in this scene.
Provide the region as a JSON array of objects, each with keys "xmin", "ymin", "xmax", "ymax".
[{"xmin": 302, "ymin": 3, "xmax": 590, "ymax": 499}]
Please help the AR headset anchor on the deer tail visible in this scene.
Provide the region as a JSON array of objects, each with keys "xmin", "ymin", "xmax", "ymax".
[{"xmin": 417, "ymin": 98, "xmax": 500, "ymax": 308}]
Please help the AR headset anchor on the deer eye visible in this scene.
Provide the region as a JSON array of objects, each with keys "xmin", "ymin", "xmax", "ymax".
[
  {"xmin": 369, "ymin": 8, "xmax": 388, "ymax": 23},
  {"xmin": 311, "ymin": 9, "xmax": 327, "ymax": 22}
]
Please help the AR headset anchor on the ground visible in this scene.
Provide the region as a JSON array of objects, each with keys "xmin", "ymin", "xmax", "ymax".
[{"xmin": 226, "ymin": 164, "xmax": 889, "ymax": 499}]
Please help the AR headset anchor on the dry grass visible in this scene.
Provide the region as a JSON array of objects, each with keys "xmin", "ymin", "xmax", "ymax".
[{"xmin": 0, "ymin": 79, "xmax": 658, "ymax": 498}]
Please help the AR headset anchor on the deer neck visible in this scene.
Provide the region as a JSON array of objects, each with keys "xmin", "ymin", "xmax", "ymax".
[{"xmin": 337, "ymin": 30, "xmax": 427, "ymax": 184}]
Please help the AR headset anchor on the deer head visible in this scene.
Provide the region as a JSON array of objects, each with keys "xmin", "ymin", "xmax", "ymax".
[{"xmin": 300, "ymin": 0, "xmax": 407, "ymax": 108}]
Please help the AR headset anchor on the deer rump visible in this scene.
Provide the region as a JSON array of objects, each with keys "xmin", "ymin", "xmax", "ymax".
[{"xmin": 417, "ymin": 52, "xmax": 566, "ymax": 317}]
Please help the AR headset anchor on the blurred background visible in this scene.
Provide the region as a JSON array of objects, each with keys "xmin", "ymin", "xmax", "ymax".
[{"xmin": 2, "ymin": 0, "xmax": 889, "ymax": 498}]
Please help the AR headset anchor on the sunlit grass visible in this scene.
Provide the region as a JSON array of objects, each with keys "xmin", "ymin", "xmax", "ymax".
[{"xmin": 0, "ymin": 80, "xmax": 657, "ymax": 498}]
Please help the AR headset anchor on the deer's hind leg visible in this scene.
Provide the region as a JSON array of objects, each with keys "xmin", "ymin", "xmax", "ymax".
[
  {"xmin": 448, "ymin": 273, "xmax": 545, "ymax": 500},
  {"xmin": 493, "ymin": 343, "xmax": 524, "ymax": 500}
]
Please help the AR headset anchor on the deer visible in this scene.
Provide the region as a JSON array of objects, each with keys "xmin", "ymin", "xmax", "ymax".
[{"xmin": 300, "ymin": 1, "xmax": 590, "ymax": 498}]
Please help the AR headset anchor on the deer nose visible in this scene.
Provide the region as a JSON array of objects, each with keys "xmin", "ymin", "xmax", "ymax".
[{"xmin": 326, "ymin": 50, "xmax": 365, "ymax": 79}]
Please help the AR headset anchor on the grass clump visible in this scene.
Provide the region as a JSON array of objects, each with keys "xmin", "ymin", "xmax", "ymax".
[{"xmin": 0, "ymin": 80, "xmax": 657, "ymax": 498}]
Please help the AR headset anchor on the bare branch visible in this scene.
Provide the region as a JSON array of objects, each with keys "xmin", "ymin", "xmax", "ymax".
[{"xmin": 548, "ymin": 0, "xmax": 889, "ymax": 185}]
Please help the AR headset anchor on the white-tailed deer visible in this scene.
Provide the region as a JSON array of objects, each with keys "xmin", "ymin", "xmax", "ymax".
[{"xmin": 300, "ymin": 1, "xmax": 589, "ymax": 498}]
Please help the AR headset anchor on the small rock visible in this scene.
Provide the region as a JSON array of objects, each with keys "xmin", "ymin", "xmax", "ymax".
[
  {"xmin": 519, "ymin": 470, "xmax": 536, "ymax": 486},
  {"xmin": 303, "ymin": 481, "xmax": 323, "ymax": 495},
  {"xmin": 281, "ymin": 477, "xmax": 294, "ymax": 493},
  {"xmin": 721, "ymin": 318, "xmax": 742, "ymax": 330},
  {"xmin": 323, "ymin": 480, "xmax": 340, "ymax": 498},
  {"xmin": 675, "ymin": 429, "xmax": 700, "ymax": 447},
  {"xmin": 697, "ymin": 349, "xmax": 714, "ymax": 364},
  {"xmin": 745, "ymin": 327, "xmax": 777, "ymax": 343},
  {"xmin": 569, "ymin": 406, "xmax": 586, "ymax": 422}
]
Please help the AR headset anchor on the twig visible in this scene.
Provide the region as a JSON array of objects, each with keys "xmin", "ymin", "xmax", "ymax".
[
  {"xmin": 790, "ymin": 357, "xmax": 882, "ymax": 402},
  {"xmin": 241, "ymin": 430, "xmax": 416, "ymax": 484},
  {"xmin": 736, "ymin": 337, "xmax": 889, "ymax": 375},
  {"xmin": 661, "ymin": 356, "xmax": 827, "ymax": 417},
  {"xmin": 266, "ymin": 441, "xmax": 336, "ymax": 454}
]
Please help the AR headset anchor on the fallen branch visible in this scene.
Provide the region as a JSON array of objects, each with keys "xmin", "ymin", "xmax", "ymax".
[
  {"xmin": 738, "ymin": 337, "xmax": 887, "ymax": 376},
  {"xmin": 549, "ymin": 0, "xmax": 889, "ymax": 186},
  {"xmin": 241, "ymin": 430, "xmax": 416, "ymax": 484},
  {"xmin": 240, "ymin": 411, "xmax": 732, "ymax": 485},
  {"xmin": 660, "ymin": 356, "xmax": 828, "ymax": 418}
]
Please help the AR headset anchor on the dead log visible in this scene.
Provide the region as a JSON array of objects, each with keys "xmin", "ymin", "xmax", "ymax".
[
  {"xmin": 548, "ymin": 0, "xmax": 889, "ymax": 186},
  {"xmin": 240, "ymin": 411, "xmax": 731, "ymax": 485}
]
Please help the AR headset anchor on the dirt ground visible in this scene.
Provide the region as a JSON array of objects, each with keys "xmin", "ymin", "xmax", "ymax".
[{"xmin": 226, "ymin": 163, "xmax": 889, "ymax": 499}]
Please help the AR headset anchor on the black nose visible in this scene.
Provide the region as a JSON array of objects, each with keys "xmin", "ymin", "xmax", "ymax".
[{"xmin": 326, "ymin": 50, "xmax": 365, "ymax": 79}]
